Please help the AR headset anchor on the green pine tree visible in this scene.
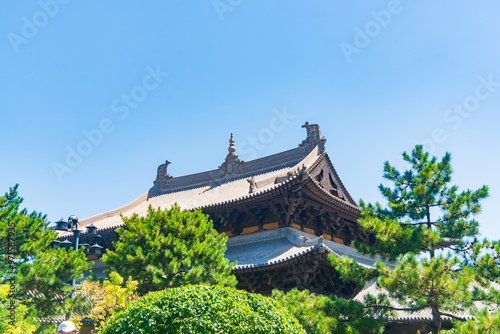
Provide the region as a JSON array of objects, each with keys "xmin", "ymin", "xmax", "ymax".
[
  {"xmin": 103, "ymin": 204, "xmax": 237, "ymax": 293},
  {"xmin": 272, "ymin": 288, "xmax": 392, "ymax": 334},
  {"xmin": 0, "ymin": 185, "xmax": 90, "ymax": 322},
  {"xmin": 468, "ymin": 238, "xmax": 500, "ymax": 284},
  {"xmin": 444, "ymin": 308, "xmax": 500, "ymax": 333},
  {"xmin": 330, "ymin": 145, "xmax": 490, "ymax": 334}
]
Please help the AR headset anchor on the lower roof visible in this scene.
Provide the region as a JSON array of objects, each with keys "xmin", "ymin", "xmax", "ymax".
[
  {"xmin": 354, "ymin": 280, "xmax": 500, "ymax": 324},
  {"xmin": 226, "ymin": 227, "xmax": 390, "ymax": 271}
]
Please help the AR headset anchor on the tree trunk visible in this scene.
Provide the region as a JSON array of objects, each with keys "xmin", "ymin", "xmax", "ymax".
[
  {"xmin": 426, "ymin": 205, "xmax": 435, "ymax": 259},
  {"xmin": 431, "ymin": 304, "xmax": 441, "ymax": 334}
]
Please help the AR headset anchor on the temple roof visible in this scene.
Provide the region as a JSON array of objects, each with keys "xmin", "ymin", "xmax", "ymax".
[
  {"xmin": 149, "ymin": 145, "xmax": 312, "ymax": 197},
  {"xmin": 354, "ymin": 280, "xmax": 500, "ymax": 326},
  {"xmin": 73, "ymin": 123, "xmax": 359, "ymax": 233},
  {"xmin": 81, "ymin": 227, "xmax": 391, "ymax": 280},
  {"xmin": 226, "ymin": 227, "xmax": 390, "ymax": 272},
  {"xmin": 354, "ymin": 281, "xmax": 469, "ymax": 323}
]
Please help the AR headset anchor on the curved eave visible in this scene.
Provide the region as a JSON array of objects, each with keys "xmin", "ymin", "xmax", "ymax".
[
  {"xmin": 78, "ymin": 192, "xmax": 148, "ymax": 226},
  {"xmin": 65, "ymin": 170, "xmax": 360, "ymax": 236},
  {"xmin": 303, "ymin": 173, "xmax": 361, "ymax": 217},
  {"xmin": 232, "ymin": 244, "xmax": 329, "ymax": 273},
  {"xmin": 201, "ymin": 169, "xmax": 361, "ymax": 218},
  {"xmin": 232, "ymin": 241, "xmax": 363, "ymax": 273},
  {"xmin": 389, "ymin": 317, "xmax": 457, "ymax": 324}
]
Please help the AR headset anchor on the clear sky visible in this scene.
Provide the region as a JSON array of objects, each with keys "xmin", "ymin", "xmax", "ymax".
[{"xmin": 1, "ymin": 1, "xmax": 499, "ymax": 238}]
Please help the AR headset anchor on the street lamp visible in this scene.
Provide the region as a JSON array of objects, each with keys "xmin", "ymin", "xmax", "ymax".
[
  {"xmin": 53, "ymin": 216, "xmax": 102, "ymax": 254},
  {"xmin": 54, "ymin": 218, "xmax": 70, "ymax": 231},
  {"xmin": 60, "ymin": 239, "xmax": 72, "ymax": 250},
  {"xmin": 53, "ymin": 215, "xmax": 103, "ymax": 296},
  {"xmin": 50, "ymin": 239, "xmax": 62, "ymax": 249},
  {"xmin": 54, "ymin": 215, "xmax": 82, "ymax": 251},
  {"xmin": 86, "ymin": 223, "xmax": 98, "ymax": 235},
  {"xmin": 90, "ymin": 243, "xmax": 103, "ymax": 255}
]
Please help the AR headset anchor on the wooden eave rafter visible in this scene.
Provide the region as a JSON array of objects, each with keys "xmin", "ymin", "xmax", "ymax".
[{"xmin": 202, "ymin": 167, "xmax": 361, "ymax": 219}]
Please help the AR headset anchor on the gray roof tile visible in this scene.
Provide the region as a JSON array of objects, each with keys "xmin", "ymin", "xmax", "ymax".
[
  {"xmin": 73, "ymin": 146, "xmax": 322, "ymax": 232},
  {"xmin": 226, "ymin": 228, "xmax": 384, "ymax": 271},
  {"xmin": 354, "ymin": 280, "xmax": 500, "ymax": 323}
]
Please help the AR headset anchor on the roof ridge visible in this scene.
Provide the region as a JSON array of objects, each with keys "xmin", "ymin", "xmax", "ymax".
[{"xmin": 149, "ymin": 146, "xmax": 312, "ymax": 198}]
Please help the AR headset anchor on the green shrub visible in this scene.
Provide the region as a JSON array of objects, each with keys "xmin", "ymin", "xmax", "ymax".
[{"xmin": 100, "ymin": 285, "xmax": 305, "ymax": 334}]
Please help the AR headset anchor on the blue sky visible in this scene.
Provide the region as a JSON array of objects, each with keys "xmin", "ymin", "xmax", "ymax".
[{"xmin": 1, "ymin": 1, "xmax": 499, "ymax": 238}]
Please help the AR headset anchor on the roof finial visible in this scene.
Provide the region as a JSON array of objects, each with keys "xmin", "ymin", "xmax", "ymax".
[
  {"xmin": 228, "ymin": 133, "xmax": 236, "ymax": 153},
  {"xmin": 219, "ymin": 133, "xmax": 244, "ymax": 176}
]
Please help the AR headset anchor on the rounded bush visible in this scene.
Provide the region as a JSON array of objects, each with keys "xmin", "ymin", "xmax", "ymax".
[{"xmin": 100, "ymin": 285, "xmax": 306, "ymax": 334}]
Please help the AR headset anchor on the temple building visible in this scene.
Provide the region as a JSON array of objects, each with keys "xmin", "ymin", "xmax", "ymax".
[
  {"xmin": 63, "ymin": 122, "xmax": 460, "ymax": 333},
  {"xmin": 72, "ymin": 122, "xmax": 385, "ymax": 299}
]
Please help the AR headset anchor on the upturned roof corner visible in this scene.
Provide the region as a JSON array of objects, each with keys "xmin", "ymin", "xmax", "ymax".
[
  {"xmin": 153, "ymin": 160, "xmax": 173, "ymax": 190},
  {"xmin": 299, "ymin": 122, "xmax": 326, "ymax": 153}
]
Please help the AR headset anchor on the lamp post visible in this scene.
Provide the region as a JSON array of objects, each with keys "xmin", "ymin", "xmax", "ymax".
[{"xmin": 53, "ymin": 215, "xmax": 102, "ymax": 297}]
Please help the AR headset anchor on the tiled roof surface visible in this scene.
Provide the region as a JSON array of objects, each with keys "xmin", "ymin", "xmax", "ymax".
[
  {"xmin": 226, "ymin": 228, "xmax": 321, "ymax": 270},
  {"xmin": 150, "ymin": 146, "xmax": 310, "ymax": 196},
  {"xmin": 71, "ymin": 146, "xmax": 324, "ymax": 233},
  {"xmin": 226, "ymin": 228, "xmax": 388, "ymax": 271},
  {"xmin": 76, "ymin": 228, "xmax": 384, "ymax": 280},
  {"xmin": 354, "ymin": 280, "xmax": 500, "ymax": 323}
]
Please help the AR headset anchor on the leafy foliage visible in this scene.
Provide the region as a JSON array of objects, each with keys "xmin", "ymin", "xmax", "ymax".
[
  {"xmin": 330, "ymin": 146, "xmax": 491, "ymax": 334},
  {"xmin": 72, "ymin": 272, "xmax": 138, "ymax": 333},
  {"xmin": 103, "ymin": 204, "xmax": 237, "ymax": 293},
  {"xmin": 329, "ymin": 255, "xmax": 379, "ymax": 287},
  {"xmin": 100, "ymin": 285, "xmax": 306, "ymax": 334},
  {"xmin": 272, "ymin": 288, "xmax": 391, "ymax": 334},
  {"xmin": 0, "ymin": 284, "xmax": 36, "ymax": 334},
  {"xmin": 444, "ymin": 308, "xmax": 500, "ymax": 334},
  {"xmin": 375, "ymin": 254, "xmax": 476, "ymax": 316},
  {"xmin": 466, "ymin": 239, "xmax": 500, "ymax": 284},
  {"xmin": 0, "ymin": 185, "xmax": 90, "ymax": 319},
  {"xmin": 354, "ymin": 145, "xmax": 488, "ymax": 260}
]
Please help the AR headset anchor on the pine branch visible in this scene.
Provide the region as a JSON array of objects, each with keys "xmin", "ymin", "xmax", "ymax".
[
  {"xmin": 425, "ymin": 159, "xmax": 448, "ymax": 197},
  {"xmin": 439, "ymin": 311, "xmax": 466, "ymax": 322},
  {"xmin": 364, "ymin": 304, "xmax": 431, "ymax": 312},
  {"xmin": 400, "ymin": 221, "xmax": 438, "ymax": 226}
]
